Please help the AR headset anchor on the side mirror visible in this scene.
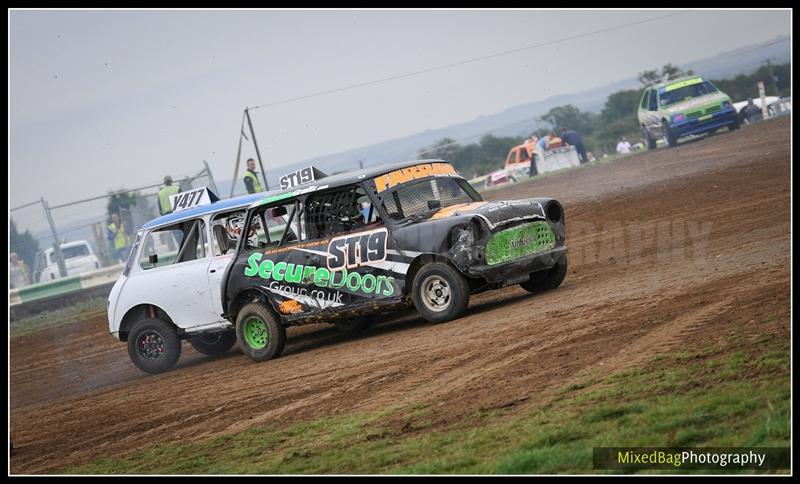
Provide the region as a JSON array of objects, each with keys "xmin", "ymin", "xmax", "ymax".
[
  {"xmin": 428, "ymin": 200, "xmax": 442, "ymax": 210},
  {"xmin": 149, "ymin": 254, "xmax": 159, "ymax": 265}
]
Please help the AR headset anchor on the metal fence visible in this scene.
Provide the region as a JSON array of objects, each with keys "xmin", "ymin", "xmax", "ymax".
[{"xmin": 10, "ymin": 162, "xmax": 219, "ymax": 290}]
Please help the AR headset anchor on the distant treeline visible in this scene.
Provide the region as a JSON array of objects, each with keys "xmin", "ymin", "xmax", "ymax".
[{"xmin": 420, "ymin": 62, "xmax": 790, "ymax": 177}]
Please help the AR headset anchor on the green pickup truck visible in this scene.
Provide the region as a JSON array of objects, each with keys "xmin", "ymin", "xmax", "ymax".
[{"xmin": 638, "ymin": 76, "xmax": 740, "ymax": 148}]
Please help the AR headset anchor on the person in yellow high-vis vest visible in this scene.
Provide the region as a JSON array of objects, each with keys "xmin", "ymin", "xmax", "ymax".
[
  {"xmin": 158, "ymin": 175, "xmax": 180, "ymax": 215},
  {"xmin": 243, "ymin": 158, "xmax": 264, "ymax": 194},
  {"xmin": 107, "ymin": 213, "xmax": 131, "ymax": 263}
]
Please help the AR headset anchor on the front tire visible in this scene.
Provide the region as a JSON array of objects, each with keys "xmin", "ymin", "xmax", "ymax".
[
  {"xmin": 661, "ymin": 120, "xmax": 677, "ymax": 147},
  {"xmin": 127, "ymin": 318, "xmax": 182, "ymax": 374},
  {"xmin": 412, "ymin": 262, "xmax": 470, "ymax": 323},
  {"xmin": 189, "ymin": 330, "xmax": 237, "ymax": 356},
  {"xmin": 520, "ymin": 254, "xmax": 568, "ymax": 293},
  {"xmin": 236, "ymin": 303, "xmax": 286, "ymax": 363}
]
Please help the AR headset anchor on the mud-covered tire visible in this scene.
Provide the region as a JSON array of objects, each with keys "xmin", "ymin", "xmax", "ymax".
[
  {"xmin": 236, "ymin": 303, "xmax": 286, "ymax": 363},
  {"xmin": 334, "ymin": 317, "xmax": 372, "ymax": 334},
  {"xmin": 661, "ymin": 120, "xmax": 677, "ymax": 147},
  {"xmin": 643, "ymin": 126, "xmax": 657, "ymax": 150},
  {"xmin": 521, "ymin": 254, "xmax": 568, "ymax": 293},
  {"xmin": 412, "ymin": 262, "xmax": 470, "ymax": 324},
  {"xmin": 728, "ymin": 118, "xmax": 740, "ymax": 131},
  {"xmin": 127, "ymin": 318, "xmax": 182, "ymax": 374},
  {"xmin": 189, "ymin": 330, "xmax": 237, "ymax": 356}
]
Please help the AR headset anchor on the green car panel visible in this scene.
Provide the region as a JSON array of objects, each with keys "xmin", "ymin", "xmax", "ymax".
[{"xmin": 638, "ymin": 76, "xmax": 739, "ymax": 147}]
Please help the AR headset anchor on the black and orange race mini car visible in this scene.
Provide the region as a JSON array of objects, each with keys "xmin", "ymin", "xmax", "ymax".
[{"xmin": 222, "ymin": 160, "xmax": 567, "ymax": 363}]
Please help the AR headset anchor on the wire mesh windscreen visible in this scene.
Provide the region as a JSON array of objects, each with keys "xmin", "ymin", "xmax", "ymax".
[{"xmin": 381, "ymin": 178, "xmax": 476, "ymax": 221}]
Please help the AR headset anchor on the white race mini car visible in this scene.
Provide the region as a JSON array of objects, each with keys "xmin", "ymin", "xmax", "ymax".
[{"xmin": 107, "ymin": 188, "xmax": 265, "ymax": 373}]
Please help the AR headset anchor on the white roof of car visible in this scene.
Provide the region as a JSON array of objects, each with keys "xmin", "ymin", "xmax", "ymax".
[
  {"xmin": 43, "ymin": 240, "xmax": 90, "ymax": 253},
  {"xmin": 732, "ymin": 96, "xmax": 779, "ymax": 111}
]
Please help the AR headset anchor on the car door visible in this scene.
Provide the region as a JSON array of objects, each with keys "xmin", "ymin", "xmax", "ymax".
[
  {"xmin": 242, "ymin": 186, "xmax": 394, "ymax": 318},
  {"xmin": 306, "ymin": 185, "xmax": 398, "ymax": 305},
  {"xmin": 207, "ymin": 210, "xmax": 247, "ymax": 317},
  {"xmin": 130, "ymin": 218, "xmax": 225, "ymax": 330},
  {"xmin": 639, "ymin": 89, "xmax": 651, "ymax": 129},
  {"xmin": 647, "ymin": 88, "xmax": 662, "ymax": 135},
  {"xmin": 238, "ymin": 198, "xmax": 333, "ymax": 315}
]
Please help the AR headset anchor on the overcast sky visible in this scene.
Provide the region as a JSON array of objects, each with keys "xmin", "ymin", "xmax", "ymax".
[{"xmin": 9, "ymin": 9, "xmax": 791, "ymax": 208}]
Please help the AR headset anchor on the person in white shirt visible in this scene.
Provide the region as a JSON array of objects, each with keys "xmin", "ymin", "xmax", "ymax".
[{"xmin": 616, "ymin": 137, "xmax": 632, "ymax": 154}]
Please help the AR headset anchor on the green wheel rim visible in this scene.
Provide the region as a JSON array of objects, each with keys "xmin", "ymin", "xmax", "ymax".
[{"xmin": 243, "ymin": 318, "xmax": 269, "ymax": 350}]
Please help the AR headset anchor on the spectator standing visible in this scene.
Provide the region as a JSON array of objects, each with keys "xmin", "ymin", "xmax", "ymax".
[
  {"xmin": 158, "ymin": 175, "xmax": 180, "ymax": 215},
  {"xmin": 107, "ymin": 213, "xmax": 131, "ymax": 263},
  {"xmin": 243, "ymin": 158, "xmax": 265, "ymax": 194},
  {"xmin": 10, "ymin": 252, "xmax": 30, "ymax": 289},
  {"xmin": 560, "ymin": 129, "xmax": 588, "ymax": 164}
]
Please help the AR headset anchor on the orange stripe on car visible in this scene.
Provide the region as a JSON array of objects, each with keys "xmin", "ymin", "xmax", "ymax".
[{"xmin": 429, "ymin": 202, "xmax": 487, "ymax": 220}]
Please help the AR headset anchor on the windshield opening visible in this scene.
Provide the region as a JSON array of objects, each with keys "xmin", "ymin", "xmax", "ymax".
[
  {"xmin": 381, "ymin": 177, "xmax": 481, "ymax": 222},
  {"xmin": 123, "ymin": 232, "xmax": 142, "ymax": 276},
  {"xmin": 244, "ymin": 201, "xmax": 300, "ymax": 252},
  {"xmin": 660, "ymin": 81, "xmax": 718, "ymax": 107}
]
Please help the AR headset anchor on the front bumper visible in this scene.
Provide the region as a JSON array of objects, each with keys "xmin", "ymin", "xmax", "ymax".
[
  {"xmin": 670, "ymin": 109, "xmax": 738, "ymax": 138},
  {"xmin": 465, "ymin": 246, "xmax": 566, "ymax": 285}
]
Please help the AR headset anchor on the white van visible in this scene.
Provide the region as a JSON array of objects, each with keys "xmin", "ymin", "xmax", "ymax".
[{"xmin": 34, "ymin": 240, "xmax": 101, "ymax": 283}]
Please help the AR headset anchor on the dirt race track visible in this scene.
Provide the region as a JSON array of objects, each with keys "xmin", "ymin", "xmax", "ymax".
[{"xmin": 10, "ymin": 117, "xmax": 790, "ymax": 473}]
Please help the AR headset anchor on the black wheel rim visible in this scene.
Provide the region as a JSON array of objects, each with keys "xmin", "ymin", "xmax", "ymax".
[{"xmin": 137, "ymin": 330, "xmax": 166, "ymax": 360}]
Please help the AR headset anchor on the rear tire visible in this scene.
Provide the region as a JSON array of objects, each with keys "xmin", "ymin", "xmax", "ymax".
[
  {"xmin": 127, "ymin": 318, "xmax": 182, "ymax": 374},
  {"xmin": 412, "ymin": 262, "xmax": 470, "ymax": 324},
  {"xmin": 661, "ymin": 120, "xmax": 677, "ymax": 147},
  {"xmin": 189, "ymin": 330, "xmax": 236, "ymax": 356},
  {"xmin": 728, "ymin": 118, "xmax": 740, "ymax": 131},
  {"xmin": 520, "ymin": 254, "xmax": 568, "ymax": 293},
  {"xmin": 642, "ymin": 126, "xmax": 657, "ymax": 150},
  {"xmin": 236, "ymin": 303, "xmax": 286, "ymax": 363}
]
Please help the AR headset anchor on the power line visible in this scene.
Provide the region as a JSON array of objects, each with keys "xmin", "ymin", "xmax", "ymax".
[
  {"xmin": 248, "ymin": 11, "xmax": 691, "ymax": 111},
  {"xmin": 10, "ymin": 200, "xmax": 42, "ymax": 212}
]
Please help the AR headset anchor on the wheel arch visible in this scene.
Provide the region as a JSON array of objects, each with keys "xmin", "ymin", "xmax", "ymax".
[
  {"xmin": 404, "ymin": 253, "xmax": 465, "ymax": 299},
  {"xmin": 118, "ymin": 303, "xmax": 176, "ymax": 342},
  {"xmin": 228, "ymin": 287, "xmax": 280, "ymax": 323}
]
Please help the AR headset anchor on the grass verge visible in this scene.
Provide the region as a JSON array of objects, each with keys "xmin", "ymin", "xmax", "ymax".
[
  {"xmin": 10, "ymin": 297, "xmax": 107, "ymax": 339},
  {"xmin": 63, "ymin": 319, "xmax": 789, "ymax": 475}
]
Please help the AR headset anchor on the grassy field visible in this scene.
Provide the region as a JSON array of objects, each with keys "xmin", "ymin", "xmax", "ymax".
[
  {"xmin": 64, "ymin": 312, "xmax": 790, "ymax": 475},
  {"xmin": 10, "ymin": 297, "xmax": 107, "ymax": 339}
]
